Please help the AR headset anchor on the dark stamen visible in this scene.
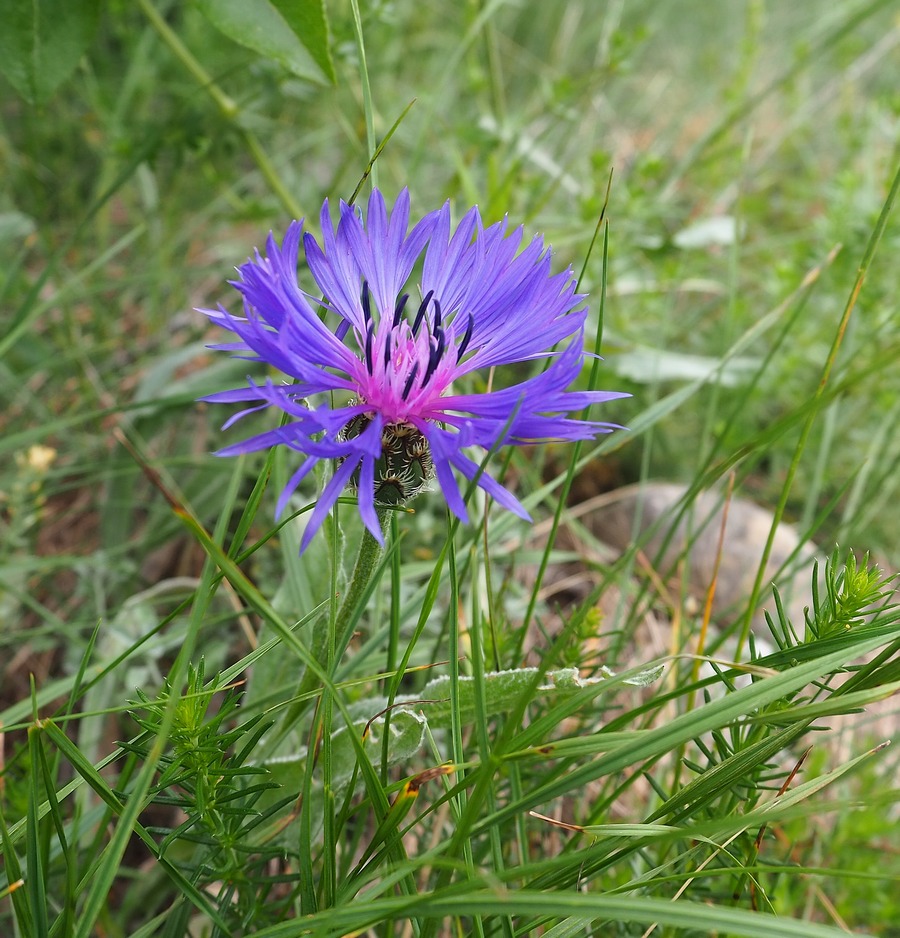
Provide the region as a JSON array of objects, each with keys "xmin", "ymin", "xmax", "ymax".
[
  {"xmin": 362, "ymin": 280, "xmax": 372, "ymax": 324},
  {"xmin": 433, "ymin": 298, "xmax": 443, "ymax": 331},
  {"xmin": 393, "ymin": 293, "xmax": 409, "ymax": 328},
  {"xmin": 364, "ymin": 320, "xmax": 375, "ymax": 374},
  {"xmin": 402, "ymin": 361, "xmax": 420, "ymax": 400},
  {"xmin": 456, "ymin": 314, "xmax": 474, "ymax": 362},
  {"xmin": 423, "ymin": 327, "xmax": 446, "ymax": 384},
  {"xmin": 384, "ymin": 331, "xmax": 393, "ymax": 367},
  {"xmin": 412, "ymin": 290, "xmax": 434, "ymax": 336}
]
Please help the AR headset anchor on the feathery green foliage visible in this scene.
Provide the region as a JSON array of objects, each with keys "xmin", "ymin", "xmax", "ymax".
[{"xmin": 1, "ymin": 1, "xmax": 898, "ymax": 935}]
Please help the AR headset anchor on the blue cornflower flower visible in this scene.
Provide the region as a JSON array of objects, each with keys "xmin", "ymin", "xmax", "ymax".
[{"xmin": 202, "ymin": 188, "xmax": 627, "ymax": 552}]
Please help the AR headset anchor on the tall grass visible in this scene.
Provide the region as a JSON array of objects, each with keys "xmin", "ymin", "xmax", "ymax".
[{"xmin": 1, "ymin": 1, "xmax": 898, "ymax": 935}]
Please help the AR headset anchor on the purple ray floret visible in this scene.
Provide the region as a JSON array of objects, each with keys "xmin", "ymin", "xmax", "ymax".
[{"xmin": 201, "ymin": 188, "xmax": 628, "ymax": 552}]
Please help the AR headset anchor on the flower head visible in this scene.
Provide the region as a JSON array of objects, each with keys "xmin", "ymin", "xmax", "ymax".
[{"xmin": 202, "ymin": 188, "xmax": 627, "ymax": 552}]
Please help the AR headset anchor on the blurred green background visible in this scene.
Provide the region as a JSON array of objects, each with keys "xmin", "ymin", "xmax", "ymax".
[
  {"xmin": 2, "ymin": 1, "xmax": 899, "ymax": 932},
  {"xmin": 7, "ymin": 0, "xmax": 900, "ymax": 621},
  {"xmin": 4, "ymin": 0, "xmax": 897, "ymax": 623}
]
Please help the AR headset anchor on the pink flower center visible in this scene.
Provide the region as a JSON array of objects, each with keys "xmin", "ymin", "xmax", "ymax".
[{"xmin": 353, "ymin": 281, "xmax": 473, "ymax": 424}]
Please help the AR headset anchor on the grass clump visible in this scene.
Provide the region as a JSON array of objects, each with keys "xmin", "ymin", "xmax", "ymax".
[{"xmin": 1, "ymin": 1, "xmax": 898, "ymax": 935}]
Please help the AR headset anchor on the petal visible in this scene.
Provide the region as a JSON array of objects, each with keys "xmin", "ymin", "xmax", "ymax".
[
  {"xmin": 419, "ymin": 423, "xmax": 468, "ymax": 522},
  {"xmin": 304, "ymin": 232, "xmax": 363, "ymax": 329},
  {"xmin": 299, "ymin": 456, "xmax": 360, "ymax": 554},
  {"xmin": 422, "ymin": 203, "xmax": 479, "ymax": 314},
  {"xmin": 215, "ymin": 425, "xmax": 312, "ymax": 458},
  {"xmin": 220, "ymin": 403, "xmax": 270, "ymax": 431},
  {"xmin": 355, "ymin": 455, "xmax": 383, "ymax": 544},
  {"xmin": 276, "ymin": 456, "xmax": 320, "ymax": 518},
  {"xmin": 448, "ymin": 446, "xmax": 531, "ymax": 521}
]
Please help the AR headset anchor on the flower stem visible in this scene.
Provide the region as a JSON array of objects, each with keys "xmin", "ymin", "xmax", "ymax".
[
  {"xmin": 334, "ymin": 510, "xmax": 390, "ymax": 631},
  {"xmin": 137, "ymin": 0, "xmax": 305, "ymax": 220},
  {"xmin": 279, "ymin": 509, "xmax": 390, "ymax": 733}
]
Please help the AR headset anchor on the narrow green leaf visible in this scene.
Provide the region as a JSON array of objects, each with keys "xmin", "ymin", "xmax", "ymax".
[
  {"xmin": 195, "ymin": 0, "xmax": 330, "ymax": 83},
  {"xmin": 0, "ymin": 806, "xmax": 31, "ymax": 933},
  {"xmin": 38, "ymin": 738, "xmax": 77, "ymax": 938},
  {"xmin": 706, "ymin": 741, "xmax": 891, "ymax": 836},
  {"xmin": 487, "ymin": 629, "xmax": 895, "ymax": 831},
  {"xmin": 270, "ymin": 0, "xmax": 336, "ymax": 82},
  {"xmin": 26, "ymin": 723, "xmax": 50, "ymax": 937},
  {"xmin": 645, "ymin": 724, "xmax": 807, "ymax": 826},
  {"xmin": 540, "ymin": 919, "xmax": 594, "ymax": 938},
  {"xmin": 40, "ymin": 720, "xmax": 234, "ymax": 936},
  {"xmin": 248, "ymin": 888, "xmax": 867, "ymax": 938},
  {"xmin": 746, "ymin": 680, "xmax": 900, "ymax": 725},
  {"xmin": 0, "ymin": 0, "xmax": 100, "ymax": 105}
]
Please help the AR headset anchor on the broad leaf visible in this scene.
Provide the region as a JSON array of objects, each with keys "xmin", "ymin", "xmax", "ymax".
[
  {"xmin": 195, "ymin": 0, "xmax": 332, "ymax": 84},
  {"xmin": 271, "ymin": 0, "xmax": 335, "ymax": 83},
  {"xmin": 0, "ymin": 0, "xmax": 101, "ymax": 105}
]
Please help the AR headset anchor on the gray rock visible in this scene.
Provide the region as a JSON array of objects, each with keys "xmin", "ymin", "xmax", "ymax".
[{"xmin": 582, "ymin": 482, "xmax": 821, "ymax": 633}]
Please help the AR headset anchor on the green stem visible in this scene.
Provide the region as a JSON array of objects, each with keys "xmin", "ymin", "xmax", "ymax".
[
  {"xmin": 331, "ymin": 512, "xmax": 390, "ymax": 651},
  {"xmin": 138, "ymin": 0, "xmax": 305, "ymax": 219},
  {"xmin": 735, "ymin": 159, "xmax": 900, "ymax": 657},
  {"xmin": 349, "ymin": 0, "xmax": 377, "ymax": 191},
  {"xmin": 279, "ymin": 509, "xmax": 390, "ymax": 732}
]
